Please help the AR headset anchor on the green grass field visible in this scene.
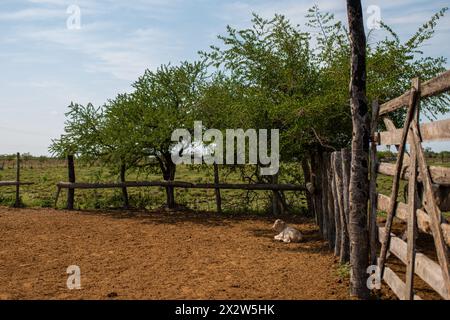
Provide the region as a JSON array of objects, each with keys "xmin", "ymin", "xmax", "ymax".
[{"xmin": 1, "ymin": 158, "xmax": 448, "ymax": 217}]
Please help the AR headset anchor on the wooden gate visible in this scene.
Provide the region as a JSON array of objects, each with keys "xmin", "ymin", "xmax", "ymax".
[{"xmin": 370, "ymin": 70, "xmax": 450, "ymax": 300}]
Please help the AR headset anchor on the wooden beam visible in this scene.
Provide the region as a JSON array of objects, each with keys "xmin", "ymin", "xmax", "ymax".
[
  {"xmin": 379, "ymin": 227, "xmax": 449, "ymax": 299},
  {"xmin": 377, "ymin": 193, "xmax": 450, "ymax": 247},
  {"xmin": 410, "ymin": 120, "xmax": 450, "ymax": 297},
  {"xmin": 0, "ymin": 181, "xmax": 34, "ymax": 187},
  {"xmin": 379, "ymin": 118, "xmax": 450, "ymax": 145},
  {"xmin": 378, "ymin": 162, "xmax": 450, "ymax": 186},
  {"xmin": 382, "ymin": 117, "xmax": 410, "ymax": 163},
  {"xmin": 383, "ymin": 267, "xmax": 422, "ymax": 300},
  {"xmin": 379, "ymin": 79, "xmax": 420, "ymax": 279},
  {"xmin": 56, "ymin": 181, "xmax": 307, "ymax": 191},
  {"xmin": 380, "ymin": 70, "xmax": 450, "ymax": 115},
  {"xmin": 405, "ymin": 101, "xmax": 419, "ymax": 300}
]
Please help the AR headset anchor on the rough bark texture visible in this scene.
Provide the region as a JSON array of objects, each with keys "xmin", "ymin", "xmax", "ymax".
[
  {"xmin": 331, "ymin": 152, "xmax": 342, "ymax": 257},
  {"xmin": 340, "ymin": 148, "xmax": 351, "ymax": 264},
  {"xmin": 346, "ymin": 0, "xmax": 370, "ymax": 299},
  {"xmin": 326, "ymin": 153, "xmax": 336, "ymax": 249},
  {"xmin": 319, "ymin": 152, "xmax": 329, "ymax": 240},
  {"xmin": 369, "ymin": 101, "xmax": 380, "ymax": 265}
]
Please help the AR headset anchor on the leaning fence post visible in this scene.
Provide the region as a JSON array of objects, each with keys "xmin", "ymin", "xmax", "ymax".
[
  {"xmin": 14, "ymin": 152, "xmax": 20, "ymax": 207},
  {"xmin": 67, "ymin": 155, "xmax": 75, "ymax": 210}
]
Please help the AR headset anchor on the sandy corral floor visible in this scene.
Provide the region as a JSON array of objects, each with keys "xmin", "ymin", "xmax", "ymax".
[{"xmin": 0, "ymin": 207, "xmax": 350, "ymax": 300}]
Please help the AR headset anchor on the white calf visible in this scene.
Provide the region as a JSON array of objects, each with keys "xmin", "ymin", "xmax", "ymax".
[{"xmin": 272, "ymin": 219, "xmax": 303, "ymax": 243}]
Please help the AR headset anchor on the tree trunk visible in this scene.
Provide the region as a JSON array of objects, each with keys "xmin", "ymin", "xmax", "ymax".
[
  {"xmin": 120, "ymin": 164, "xmax": 129, "ymax": 209},
  {"xmin": 346, "ymin": 0, "xmax": 370, "ymax": 299},
  {"xmin": 161, "ymin": 154, "xmax": 177, "ymax": 209}
]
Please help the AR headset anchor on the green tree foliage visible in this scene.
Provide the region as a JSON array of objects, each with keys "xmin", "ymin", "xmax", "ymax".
[{"xmin": 50, "ymin": 6, "xmax": 449, "ymax": 210}]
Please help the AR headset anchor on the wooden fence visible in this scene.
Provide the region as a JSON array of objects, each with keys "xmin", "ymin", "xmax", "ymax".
[
  {"xmin": 55, "ymin": 156, "xmax": 307, "ymax": 212},
  {"xmin": 373, "ymin": 71, "xmax": 450, "ymax": 300},
  {"xmin": 0, "ymin": 153, "xmax": 34, "ymax": 207},
  {"xmin": 310, "ymin": 70, "xmax": 450, "ymax": 300}
]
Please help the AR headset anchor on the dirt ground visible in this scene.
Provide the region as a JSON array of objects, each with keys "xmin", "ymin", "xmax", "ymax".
[{"xmin": 0, "ymin": 207, "xmax": 350, "ymax": 300}]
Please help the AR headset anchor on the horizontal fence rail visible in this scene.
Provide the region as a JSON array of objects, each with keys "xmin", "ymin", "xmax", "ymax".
[
  {"xmin": 56, "ymin": 181, "xmax": 307, "ymax": 191},
  {"xmin": 379, "ymin": 227, "xmax": 448, "ymax": 299},
  {"xmin": 0, "ymin": 181, "xmax": 34, "ymax": 187},
  {"xmin": 380, "ymin": 70, "xmax": 450, "ymax": 115},
  {"xmin": 378, "ymin": 118, "xmax": 450, "ymax": 145},
  {"xmin": 378, "ymin": 163, "xmax": 450, "ymax": 186},
  {"xmin": 377, "ymin": 192, "xmax": 450, "ymax": 247}
]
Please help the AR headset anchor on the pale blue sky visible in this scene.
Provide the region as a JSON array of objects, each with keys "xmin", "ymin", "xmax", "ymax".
[{"xmin": 1, "ymin": 0, "xmax": 449, "ymax": 155}]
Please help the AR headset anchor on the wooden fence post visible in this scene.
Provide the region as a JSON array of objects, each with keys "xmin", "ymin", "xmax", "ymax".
[
  {"xmin": 311, "ymin": 152, "xmax": 324, "ymax": 234},
  {"xmin": 331, "ymin": 152, "xmax": 342, "ymax": 257},
  {"xmin": 67, "ymin": 155, "xmax": 75, "ymax": 210},
  {"xmin": 326, "ymin": 153, "xmax": 336, "ymax": 249},
  {"xmin": 301, "ymin": 157, "xmax": 315, "ymax": 217},
  {"xmin": 369, "ymin": 100, "xmax": 380, "ymax": 265},
  {"xmin": 405, "ymin": 128, "xmax": 418, "ymax": 300},
  {"xmin": 379, "ymin": 79, "xmax": 420, "ymax": 279},
  {"xmin": 340, "ymin": 148, "xmax": 351, "ymax": 263},
  {"xmin": 214, "ymin": 163, "xmax": 222, "ymax": 214},
  {"xmin": 320, "ymin": 152, "xmax": 329, "ymax": 240},
  {"xmin": 14, "ymin": 152, "xmax": 20, "ymax": 208}
]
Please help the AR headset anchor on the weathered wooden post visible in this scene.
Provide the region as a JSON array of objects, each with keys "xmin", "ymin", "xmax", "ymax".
[
  {"xmin": 331, "ymin": 152, "xmax": 341, "ymax": 257},
  {"xmin": 378, "ymin": 80, "xmax": 420, "ymax": 279},
  {"xmin": 326, "ymin": 153, "xmax": 336, "ymax": 248},
  {"xmin": 340, "ymin": 148, "xmax": 351, "ymax": 263},
  {"xmin": 369, "ymin": 100, "xmax": 380, "ymax": 265},
  {"xmin": 319, "ymin": 152, "xmax": 329, "ymax": 240},
  {"xmin": 120, "ymin": 164, "xmax": 129, "ymax": 209},
  {"xmin": 302, "ymin": 157, "xmax": 315, "ymax": 217},
  {"xmin": 346, "ymin": 0, "xmax": 370, "ymax": 299},
  {"xmin": 67, "ymin": 155, "xmax": 75, "ymax": 210},
  {"xmin": 213, "ymin": 163, "xmax": 222, "ymax": 214},
  {"xmin": 311, "ymin": 152, "xmax": 323, "ymax": 232},
  {"xmin": 14, "ymin": 152, "xmax": 20, "ymax": 208}
]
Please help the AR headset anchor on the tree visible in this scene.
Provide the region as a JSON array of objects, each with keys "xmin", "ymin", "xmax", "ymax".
[{"xmin": 346, "ymin": 0, "xmax": 370, "ymax": 299}]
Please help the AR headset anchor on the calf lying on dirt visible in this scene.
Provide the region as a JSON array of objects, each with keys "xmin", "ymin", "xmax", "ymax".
[{"xmin": 272, "ymin": 219, "xmax": 303, "ymax": 243}]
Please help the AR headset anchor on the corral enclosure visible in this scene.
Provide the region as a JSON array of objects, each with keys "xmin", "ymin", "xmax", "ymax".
[{"xmin": 0, "ymin": 207, "xmax": 351, "ymax": 300}]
